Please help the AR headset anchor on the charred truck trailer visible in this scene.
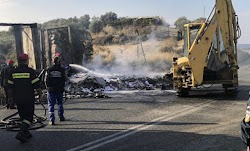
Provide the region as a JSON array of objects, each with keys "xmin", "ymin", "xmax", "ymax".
[
  {"xmin": 2, "ymin": 23, "xmax": 73, "ymax": 70},
  {"xmin": 0, "ymin": 23, "xmax": 41, "ymax": 69}
]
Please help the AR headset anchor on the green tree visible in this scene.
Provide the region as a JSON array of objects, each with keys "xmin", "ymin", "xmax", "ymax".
[
  {"xmin": 174, "ymin": 16, "xmax": 191, "ymax": 30},
  {"xmin": 100, "ymin": 12, "xmax": 118, "ymax": 26},
  {"xmin": 42, "ymin": 18, "xmax": 69, "ymax": 29},
  {"xmin": 79, "ymin": 14, "xmax": 90, "ymax": 29},
  {"xmin": 89, "ymin": 19, "xmax": 103, "ymax": 33},
  {"xmin": 53, "ymin": 24, "xmax": 93, "ymax": 64},
  {"xmin": 133, "ymin": 17, "xmax": 163, "ymax": 27},
  {"xmin": 0, "ymin": 31, "xmax": 15, "ymax": 64},
  {"xmin": 42, "ymin": 15, "xmax": 90, "ymax": 30},
  {"xmin": 42, "ymin": 16, "xmax": 94, "ymax": 64},
  {"xmin": 70, "ymin": 25, "xmax": 93, "ymax": 64},
  {"xmin": 192, "ymin": 17, "xmax": 206, "ymax": 23}
]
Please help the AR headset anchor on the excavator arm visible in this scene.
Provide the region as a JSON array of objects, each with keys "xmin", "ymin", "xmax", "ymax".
[
  {"xmin": 172, "ymin": 0, "xmax": 239, "ymax": 96},
  {"xmin": 189, "ymin": 15, "xmax": 218, "ymax": 85}
]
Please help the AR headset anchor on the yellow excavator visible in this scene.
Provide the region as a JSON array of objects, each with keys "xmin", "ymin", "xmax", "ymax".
[{"xmin": 172, "ymin": 0, "xmax": 241, "ymax": 96}]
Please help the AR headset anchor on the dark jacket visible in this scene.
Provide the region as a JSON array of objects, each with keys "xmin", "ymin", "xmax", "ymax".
[
  {"xmin": 45, "ymin": 64, "xmax": 66, "ymax": 93},
  {"xmin": 1, "ymin": 65, "xmax": 15, "ymax": 87},
  {"xmin": 7, "ymin": 64, "xmax": 40, "ymax": 104}
]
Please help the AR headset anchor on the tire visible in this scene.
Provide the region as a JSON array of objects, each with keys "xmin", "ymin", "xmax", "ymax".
[
  {"xmin": 176, "ymin": 88, "xmax": 189, "ymax": 97},
  {"xmin": 223, "ymin": 84, "xmax": 238, "ymax": 94}
]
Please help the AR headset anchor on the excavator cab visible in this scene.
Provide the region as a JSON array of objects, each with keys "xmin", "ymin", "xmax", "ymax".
[{"xmin": 183, "ymin": 23, "xmax": 203, "ymax": 56}]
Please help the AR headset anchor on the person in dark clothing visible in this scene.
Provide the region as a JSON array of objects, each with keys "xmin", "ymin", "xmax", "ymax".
[
  {"xmin": 241, "ymin": 92, "xmax": 250, "ymax": 151},
  {"xmin": 1, "ymin": 59, "xmax": 15, "ymax": 109},
  {"xmin": 45, "ymin": 56, "xmax": 66, "ymax": 125},
  {"xmin": 7, "ymin": 53, "xmax": 44, "ymax": 143}
]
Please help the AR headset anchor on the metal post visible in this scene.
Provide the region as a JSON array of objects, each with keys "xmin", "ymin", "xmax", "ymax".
[
  {"xmin": 13, "ymin": 25, "xmax": 23, "ymax": 58},
  {"xmin": 40, "ymin": 30, "xmax": 46, "ymax": 69},
  {"xmin": 31, "ymin": 24, "xmax": 41, "ymax": 69},
  {"xmin": 44, "ymin": 30, "xmax": 52, "ymax": 67}
]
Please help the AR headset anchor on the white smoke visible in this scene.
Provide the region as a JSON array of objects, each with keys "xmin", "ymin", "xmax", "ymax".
[{"xmin": 87, "ymin": 27, "xmax": 174, "ymax": 78}]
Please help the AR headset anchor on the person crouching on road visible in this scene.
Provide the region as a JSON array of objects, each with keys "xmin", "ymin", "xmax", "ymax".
[
  {"xmin": 1, "ymin": 59, "xmax": 15, "ymax": 109},
  {"xmin": 7, "ymin": 53, "xmax": 44, "ymax": 143},
  {"xmin": 45, "ymin": 56, "xmax": 66, "ymax": 125}
]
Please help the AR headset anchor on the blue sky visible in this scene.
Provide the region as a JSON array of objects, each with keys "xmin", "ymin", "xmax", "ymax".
[{"xmin": 0, "ymin": 0, "xmax": 249, "ymax": 43}]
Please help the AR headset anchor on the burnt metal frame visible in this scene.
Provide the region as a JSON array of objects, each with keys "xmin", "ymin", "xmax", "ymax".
[{"xmin": 0, "ymin": 23, "xmax": 41, "ymax": 69}]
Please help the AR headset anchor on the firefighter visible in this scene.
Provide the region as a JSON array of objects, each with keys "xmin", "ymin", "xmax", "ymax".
[
  {"xmin": 241, "ymin": 91, "xmax": 250, "ymax": 150},
  {"xmin": 1, "ymin": 59, "xmax": 15, "ymax": 109},
  {"xmin": 45, "ymin": 56, "xmax": 66, "ymax": 125},
  {"xmin": 7, "ymin": 53, "xmax": 44, "ymax": 143}
]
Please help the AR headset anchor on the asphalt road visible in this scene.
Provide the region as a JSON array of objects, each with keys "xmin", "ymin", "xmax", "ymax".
[{"xmin": 0, "ymin": 68, "xmax": 249, "ymax": 151}]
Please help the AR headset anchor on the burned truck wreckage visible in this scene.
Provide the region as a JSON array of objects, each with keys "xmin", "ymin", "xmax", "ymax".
[
  {"xmin": 0, "ymin": 23, "xmax": 173, "ymax": 100},
  {"xmin": 40, "ymin": 64, "xmax": 173, "ymax": 99}
]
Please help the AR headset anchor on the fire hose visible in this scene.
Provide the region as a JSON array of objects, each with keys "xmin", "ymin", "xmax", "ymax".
[
  {"xmin": 0, "ymin": 99, "xmax": 47, "ymax": 131},
  {"xmin": 0, "ymin": 91, "xmax": 70, "ymax": 131},
  {"xmin": 0, "ymin": 89, "xmax": 108, "ymax": 131}
]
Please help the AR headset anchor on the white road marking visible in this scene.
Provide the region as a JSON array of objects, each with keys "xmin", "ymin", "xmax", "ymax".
[{"xmin": 67, "ymin": 101, "xmax": 213, "ymax": 151}]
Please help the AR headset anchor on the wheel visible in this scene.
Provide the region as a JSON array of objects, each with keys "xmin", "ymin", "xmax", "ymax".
[
  {"xmin": 223, "ymin": 84, "xmax": 238, "ymax": 95},
  {"xmin": 176, "ymin": 88, "xmax": 189, "ymax": 97},
  {"xmin": 225, "ymin": 87, "xmax": 238, "ymax": 95}
]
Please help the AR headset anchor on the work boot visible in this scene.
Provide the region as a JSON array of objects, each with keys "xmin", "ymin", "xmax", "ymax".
[
  {"xmin": 59, "ymin": 117, "xmax": 65, "ymax": 121},
  {"xmin": 15, "ymin": 122, "xmax": 30, "ymax": 143},
  {"xmin": 49, "ymin": 121, "xmax": 55, "ymax": 125},
  {"xmin": 23, "ymin": 131, "xmax": 32, "ymax": 139},
  {"xmin": 15, "ymin": 132, "xmax": 27, "ymax": 143}
]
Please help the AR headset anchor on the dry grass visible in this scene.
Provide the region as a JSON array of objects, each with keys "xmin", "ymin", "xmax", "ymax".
[
  {"xmin": 93, "ymin": 46, "xmax": 115, "ymax": 65},
  {"xmin": 92, "ymin": 25, "xmax": 179, "ymax": 42},
  {"xmin": 92, "ymin": 38, "xmax": 183, "ymax": 72},
  {"xmin": 102, "ymin": 26, "xmax": 137, "ymax": 36},
  {"xmin": 91, "ymin": 25, "xmax": 182, "ymax": 72}
]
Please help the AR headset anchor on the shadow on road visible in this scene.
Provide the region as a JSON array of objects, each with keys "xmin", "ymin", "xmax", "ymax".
[{"xmin": 180, "ymin": 85, "xmax": 250, "ymax": 101}]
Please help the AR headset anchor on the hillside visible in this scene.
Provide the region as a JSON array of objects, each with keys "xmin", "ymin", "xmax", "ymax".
[{"xmin": 89, "ymin": 25, "xmax": 182, "ymax": 76}]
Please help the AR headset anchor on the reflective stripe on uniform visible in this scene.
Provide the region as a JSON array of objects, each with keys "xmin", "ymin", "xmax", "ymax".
[
  {"xmin": 12, "ymin": 73, "xmax": 30, "ymax": 79},
  {"xmin": 8, "ymin": 80, "xmax": 14, "ymax": 84},
  {"xmin": 31, "ymin": 78, "xmax": 39, "ymax": 84},
  {"xmin": 23, "ymin": 119, "xmax": 31, "ymax": 125}
]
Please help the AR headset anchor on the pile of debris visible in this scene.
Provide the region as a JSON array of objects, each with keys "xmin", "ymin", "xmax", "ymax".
[{"xmin": 63, "ymin": 64, "xmax": 173, "ymax": 98}]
